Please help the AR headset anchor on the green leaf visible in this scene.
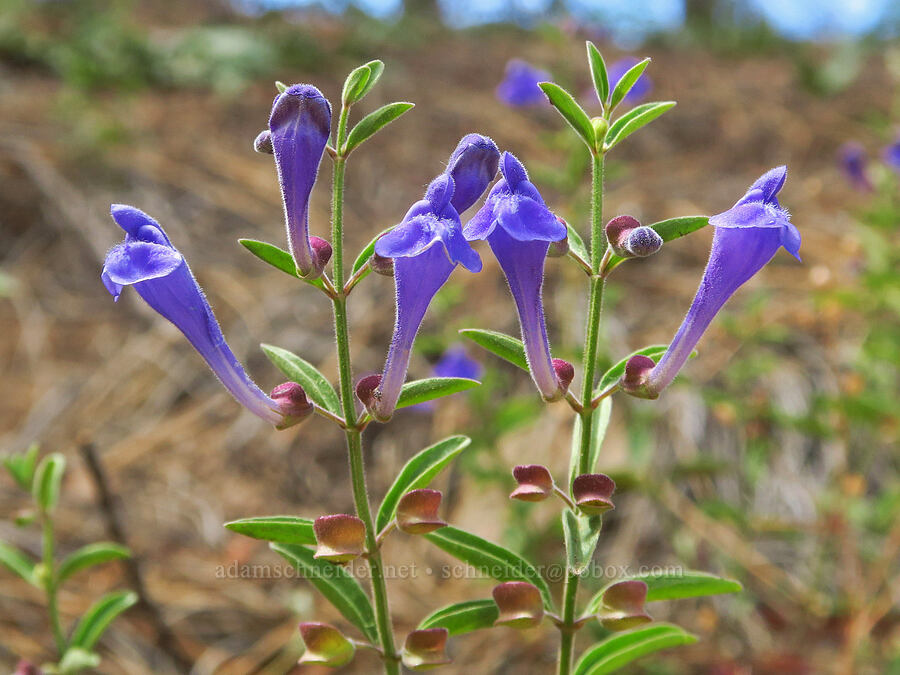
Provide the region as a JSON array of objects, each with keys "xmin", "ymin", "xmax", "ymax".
[
  {"xmin": 419, "ymin": 599, "xmax": 499, "ymax": 635},
  {"xmin": 594, "ymin": 345, "xmax": 668, "ymax": 397},
  {"xmin": 604, "ymin": 101, "xmax": 676, "ymax": 151},
  {"xmin": 57, "ymin": 543, "xmax": 130, "ymax": 584},
  {"xmin": 459, "ymin": 329, "xmax": 527, "ymax": 371},
  {"xmin": 3, "ymin": 442, "xmax": 39, "ymax": 490},
  {"xmin": 343, "ymin": 102, "xmax": 414, "ymax": 155},
  {"xmin": 586, "ymin": 42, "xmax": 609, "ymax": 106},
  {"xmin": 342, "ymin": 63, "xmax": 372, "ymax": 105},
  {"xmin": 356, "ymin": 59, "xmax": 385, "ymax": 101},
  {"xmin": 538, "ymin": 82, "xmax": 596, "ymax": 151},
  {"xmin": 424, "ymin": 527, "xmax": 553, "ymax": 609},
  {"xmin": 605, "ymin": 216, "xmax": 708, "ymax": 273},
  {"xmin": 587, "ymin": 571, "xmax": 742, "ymax": 612},
  {"xmin": 225, "ymin": 516, "xmax": 316, "ymax": 546},
  {"xmin": 608, "ymin": 57, "xmax": 651, "ymax": 111},
  {"xmin": 270, "ymin": 543, "xmax": 378, "ymax": 642},
  {"xmin": 565, "ymin": 221, "xmax": 589, "ymax": 267},
  {"xmin": 569, "ymin": 397, "xmax": 612, "ymax": 485},
  {"xmin": 573, "ymin": 624, "xmax": 698, "ymax": 675},
  {"xmin": 376, "ymin": 435, "xmax": 471, "ymax": 532},
  {"xmin": 394, "ymin": 377, "xmax": 480, "ymax": 411},
  {"xmin": 0, "ymin": 540, "xmax": 38, "ymax": 586},
  {"xmin": 275, "ymin": 80, "xmax": 287, "ymax": 93},
  {"xmin": 352, "ymin": 226, "xmax": 394, "ymax": 275},
  {"xmin": 69, "ymin": 591, "xmax": 138, "ymax": 650},
  {"xmin": 238, "ymin": 239, "xmax": 328, "ymax": 292},
  {"xmin": 562, "ymin": 510, "xmax": 602, "ymax": 575},
  {"xmin": 261, "ymin": 344, "xmax": 341, "ymax": 416},
  {"xmin": 58, "ymin": 647, "xmax": 101, "ymax": 674},
  {"xmin": 33, "ymin": 453, "xmax": 66, "ymax": 512}
]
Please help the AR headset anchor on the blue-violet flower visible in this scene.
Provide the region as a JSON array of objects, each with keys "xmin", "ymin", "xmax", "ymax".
[
  {"xmin": 882, "ymin": 134, "xmax": 900, "ymax": 173},
  {"xmin": 838, "ymin": 142, "xmax": 872, "ymax": 191},
  {"xmin": 496, "ymin": 59, "xmax": 551, "ymax": 107},
  {"xmin": 445, "ymin": 134, "xmax": 500, "ymax": 213}
]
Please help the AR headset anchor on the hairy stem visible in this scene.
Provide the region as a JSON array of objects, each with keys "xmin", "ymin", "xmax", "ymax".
[
  {"xmin": 41, "ymin": 513, "xmax": 65, "ymax": 656},
  {"xmin": 330, "ymin": 108, "xmax": 399, "ymax": 674},
  {"xmin": 558, "ymin": 151, "xmax": 606, "ymax": 675}
]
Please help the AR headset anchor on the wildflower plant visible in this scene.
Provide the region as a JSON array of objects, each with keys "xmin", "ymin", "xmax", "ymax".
[{"xmin": 91, "ymin": 44, "xmax": 802, "ymax": 673}]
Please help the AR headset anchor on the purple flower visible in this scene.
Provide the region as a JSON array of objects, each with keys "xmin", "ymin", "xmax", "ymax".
[
  {"xmin": 101, "ymin": 205, "xmax": 309, "ymax": 428},
  {"xmin": 607, "ymin": 57, "xmax": 652, "ymax": 105},
  {"xmin": 496, "ymin": 60, "xmax": 551, "ymax": 107},
  {"xmin": 269, "ymin": 84, "xmax": 332, "ymax": 278},
  {"xmin": 358, "ymin": 175, "xmax": 482, "ymax": 422},
  {"xmin": 433, "ymin": 345, "xmax": 483, "ymax": 381},
  {"xmin": 621, "ymin": 167, "xmax": 800, "ymax": 399},
  {"xmin": 464, "ymin": 152, "xmax": 572, "ymax": 401},
  {"xmin": 882, "ymin": 134, "xmax": 900, "ymax": 173},
  {"xmin": 445, "ymin": 134, "xmax": 500, "ymax": 213},
  {"xmin": 838, "ymin": 142, "xmax": 872, "ymax": 191}
]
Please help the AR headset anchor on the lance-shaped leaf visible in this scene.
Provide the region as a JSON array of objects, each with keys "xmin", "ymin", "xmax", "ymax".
[
  {"xmin": 538, "ymin": 82, "xmax": 596, "ymax": 151},
  {"xmin": 224, "ymin": 516, "xmax": 316, "ymax": 546},
  {"xmin": 3, "ymin": 443, "xmax": 39, "ymax": 490},
  {"xmin": 342, "ymin": 60, "xmax": 385, "ymax": 106},
  {"xmin": 376, "ymin": 435, "xmax": 471, "ymax": 532},
  {"xmin": 564, "ymin": 221, "xmax": 590, "ymax": 268},
  {"xmin": 271, "ymin": 543, "xmax": 378, "ymax": 642},
  {"xmin": 352, "ymin": 226, "xmax": 394, "ymax": 275},
  {"xmin": 33, "ymin": 453, "xmax": 66, "ymax": 512},
  {"xmin": 608, "ymin": 58, "xmax": 651, "ymax": 111},
  {"xmin": 604, "ymin": 101, "xmax": 675, "ymax": 151},
  {"xmin": 459, "ymin": 328, "xmax": 528, "ymax": 371},
  {"xmin": 419, "ymin": 599, "xmax": 499, "ymax": 636},
  {"xmin": 424, "ymin": 526, "xmax": 552, "ymax": 609},
  {"xmin": 0, "ymin": 541, "xmax": 38, "ymax": 586},
  {"xmin": 492, "ymin": 581, "xmax": 544, "ymax": 628},
  {"xmin": 568, "ymin": 398, "xmax": 612, "ymax": 485},
  {"xmin": 563, "ymin": 509, "xmax": 602, "ymax": 575},
  {"xmin": 586, "ymin": 42, "xmax": 609, "ymax": 105},
  {"xmin": 298, "ymin": 622, "xmax": 356, "ymax": 667},
  {"xmin": 69, "ymin": 590, "xmax": 138, "ymax": 650},
  {"xmin": 587, "ymin": 571, "xmax": 742, "ymax": 611},
  {"xmin": 261, "ymin": 344, "xmax": 341, "ymax": 416},
  {"xmin": 57, "ymin": 543, "xmax": 130, "ymax": 584},
  {"xmin": 604, "ymin": 216, "xmax": 708, "ymax": 273},
  {"xmin": 573, "ymin": 624, "xmax": 697, "ymax": 675},
  {"xmin": 238, "ymin": 239, "xmax": 328, "ymax": 292},
  {"xmin": 343, "ymin": 102, "xmax": 415, "ymax": 155},
  {"xmin": 402, "ymin": 628, "xmax": 451, "ymax": 670},
  {"xmin": 394, "ymin": 377, "xmax": 480, "ymax": 410}
]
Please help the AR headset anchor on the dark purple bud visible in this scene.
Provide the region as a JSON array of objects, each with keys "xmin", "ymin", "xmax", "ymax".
[
  {"xmin": 270, "ymin": 382, "xmax": 314, "ymax": 429},
  {"xmin": 548, "ymin": 218, "xmax": 570, "ymax": 257},
  {"xmin": 253, "ymin": 129, "xmax": 273, "ymax": 154},
  {"xmin": 605, "ymin": 215, "xmax": 644, "ymax": 257},
  {"xmin": 510, "ymin": 464, "xmax": 554, "ymax": 502},
  {"xmin": 396, "ymin": 488, "xmax": 447, "ymax": 534},
  {"xmin": 355, "ymin": 373, "xmax": 382, "ymax": 416},
  {"xmin": 573, "ymin": 473, "xmax": 616, "ymax": 515},
  {"xmin": 297, "ymin": 622, "xmax": 356, "ymax": 668},
  {"xmin": 14, "ymin": 661, "xmax": 43, "ymax": 675},
  {"xmin": 446, "ymin": 134, "xmax": 500, "ymax": 213},
  {"xmin": 596, "ymin": 580, "xmax": 652, "ymax": 631},
  {"xmin": 402, "ymin": 628, "xmax": 451, "ymax": 670},
  {"xmin": 492, "ymin": 581, "xmax": 544, "ymax": 628},
  {"xmin": 313, "ymin": 514, "xmax": 366, "ymax": 564},
  {"xmin": 624, "ymin": 226, "xmax": 662, "ymax": 257},
  {"xmin": 309, "ymin": 236, "xmax": 333, "ymax": 275},
  {"xmin": 370, "ymin": 252, "xmax": 395, "ymax": 276},
  {"xmin": 553, "ymin": 359, "xmax": 575, "ymax": 393},
  {"xmin": 298, "ymin": 622, "xmax": 356, "ymax": 667},
  {"xmin": 619, "ymin": 354, "xmax": 658, "ymax": 400}
]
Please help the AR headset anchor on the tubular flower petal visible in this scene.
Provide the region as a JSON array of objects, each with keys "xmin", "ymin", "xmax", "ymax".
[
  {"xmin": 622, "ymin": 166, "xmax": 801, "ymax": 399},
  {"xmin": 445, "ymin": 134, "xmax": 500, "ymax": 213},
  {"xmin": 363, "ymin": 174, "xmax": 482, "ymax": 421},
  {"xmin": 101, "ymin": 205, "xmax": 298, "ymax": 428},
  {"xmin": 496, "ymin": 59, "xmax": 551, "ymax": 107},
  {"xmin": 838, "ymin": 142, "xmax": 872, "ymax": 191},
  {"xmin": 464, "ymin": 152, "xmax": 569, "ymax": 401},
  {"xmin": 883, "ymin": 134, "xmax": 900, "ymax": 173},
  {"xmin": 268, "ymin": 84, "xmax": 332, "ymax": 278}
]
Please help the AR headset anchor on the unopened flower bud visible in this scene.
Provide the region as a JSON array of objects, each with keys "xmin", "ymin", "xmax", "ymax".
[
  {"xmin": 510, "ymin": 464, "xmax": 554, "ymax": 502},
  {"xmin": 619, "ymin": 354, "xmax": 658, "ymax": 400},
  {"xmin": 253, "ymin": 129, "xmax": 273, "ymax": 154},
  {"xmin": 298, "ymin": 622, "xmax": 355, "ymax": 667},
  {"xmin": 624, "ymin": 226, "xmax": 662, "ymax": 257},
  {"xmin": 605, "ymin": 215, "xmax": 640, "ymax": 255},
  {"xmin": 313, "ymin": 514, "xmax": 366, "ymax": 564},
  {"xmin": 396, "ymin": 489, "xmax": 447, "ymax": 534},
  {"xmin": 492, "ymin": 581, "xmax": 544, "ymax": 628},
  {"xmin": 596, "ymin": 580, "xmax": 652, "ymax": 631},
  {"xmin": 270, "ymin": 382, "xmax": 314, "ymax": 429},
  {"xmin": 553, "ymin": 359, "xmax": 575, "ymax": 393},
  {"xmin": 591, "ymin": 116, "xmax": 608, "ymax": 144},
  {"xmin": 370, "ymin": 252, "xmax": 395, "ymax": 276},
  {"xmin": 355, "ymin": 373, "xmax": 382, "ymax": 416},
  {"xmin": 573, "ymin": 473, "xmax": 616, "ymax": 515},
  {"xmin": 402, "ymin": 628, "xmax": 451, "ymax": 670}
]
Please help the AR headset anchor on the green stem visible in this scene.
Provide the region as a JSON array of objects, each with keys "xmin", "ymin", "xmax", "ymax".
[
  {"xmin": 329, "ymin": 108, "xmax": 399, "ymax": 674},
  {"xmin": 558, "ymin": 152, "xmax": 606, "ymax": 675},
  {"xmin": 42, "ymin": 513, "xmax": 66, "ymax": 656}
]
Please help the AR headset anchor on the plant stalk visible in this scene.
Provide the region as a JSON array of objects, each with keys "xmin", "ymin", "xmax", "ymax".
[
  {"xmin": 41, "ymin": 513, "xmax": 66, "ymax": 656},
  {"xmin": 330, "ymin": 106, "xmax": 399, "ymax": 674},
  {"xmin": 558, "ymin": 151, "xmax": 606, "ymax": 675}
]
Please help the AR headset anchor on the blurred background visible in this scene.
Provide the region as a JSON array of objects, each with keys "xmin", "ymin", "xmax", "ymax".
[{"xmin": 1, "ymin": 0, "xmax": 899, "ymax": 672}]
